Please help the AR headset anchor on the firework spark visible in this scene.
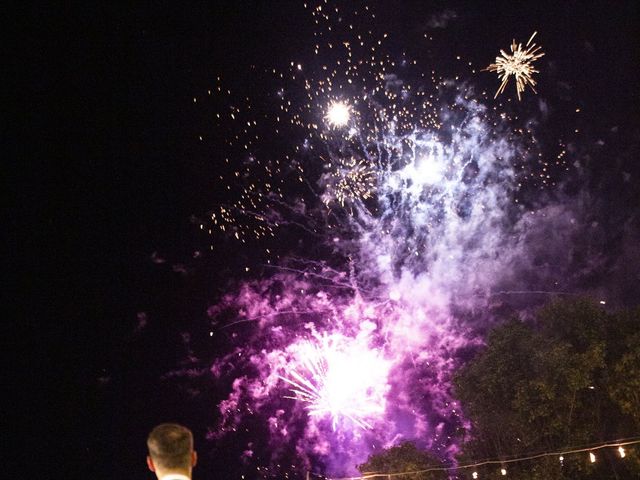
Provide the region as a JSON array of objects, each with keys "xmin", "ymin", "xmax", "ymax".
[
  {"xmin": 325, "ymin": 101, "xmax": 351, "ymax": 128},
  {"xmin": 324, "ymin": 158, "xmax": 376, "ymax": 207},
  {"xmin": 485, "ymin": 31, "xmax": 545, "ymax": 100}
]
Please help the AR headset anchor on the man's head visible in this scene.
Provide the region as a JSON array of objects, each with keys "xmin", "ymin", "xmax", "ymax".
[{"xmin": 147, "ymin": 423, "xmax": 197, "ymax": 478}]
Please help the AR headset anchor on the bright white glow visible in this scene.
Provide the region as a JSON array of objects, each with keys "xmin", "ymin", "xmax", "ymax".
[
  {"xmin": 500, "ymin": 468, "xmax": 507, "ymax": 475},
  {"xmin": 619, "ymin": 446, "xmax": 626, "ymax": 458},
  {"xmin": 415, "ymin": 155, "xmax": 445, "ymax": 185},
  {"xmin": 559, "ymin": 455, "xmax": 564, "ymax": 464},
  {"xmin": 393, "ymin": 138, "xmax": 448, "ymax": 193},
  {"xmin": 389, "ymin": 290, "xmax": 401, "ymax": 301},
  {"xmin": 589, "ymin": 452, "xmax": 596, "ymax": 463},
  {"xmin": 472, "ymin": 472, "xmax": 478, "ymax": 479},
  {"xmin": 326, "ymin": 101, "xmax": 351, "ymax": 128},
  {"xmin": 281, "ymin": 333, "xmax": 390, "ymax": 430},
  {"xmin": 309, "ymin": 344, "xmax": 387, "ymax": 426}
]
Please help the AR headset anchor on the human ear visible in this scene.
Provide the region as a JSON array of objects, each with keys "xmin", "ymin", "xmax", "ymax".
[{"xmin": 147, "ymin": 456, "xmax": 156, "ymax": 472}]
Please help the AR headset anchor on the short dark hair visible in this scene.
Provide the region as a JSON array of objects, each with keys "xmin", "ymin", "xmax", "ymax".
[{"xmin": 147, "ymin": 423, "xmax": 193, "ymax": 470}]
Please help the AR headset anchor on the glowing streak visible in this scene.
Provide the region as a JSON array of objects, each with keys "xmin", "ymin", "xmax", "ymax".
[
  {"xmin": 326, "ymin": 101, "xmax": 351, "ymax": 127},
  {"xmin": 485, "ymin": 31, "xmax": 545, "ymax": 100}
]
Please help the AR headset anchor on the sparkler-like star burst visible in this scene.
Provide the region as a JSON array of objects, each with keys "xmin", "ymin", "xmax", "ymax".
[
  {"xmin": 486, "ymin": 32, "xmax": 545, "ymax": 100},
  {"xmin": 181, "ymin": 4, "xmax": 584, "ymax": 479},
  {"xmin": 323, "ymin": 158, "xmax": 376, "ymax": 208},
  {"xmin": 280, "ymin": 332, "xmax": 390, "ymax": 431}
]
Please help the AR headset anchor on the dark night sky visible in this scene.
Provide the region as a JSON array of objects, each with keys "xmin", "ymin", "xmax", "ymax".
[{"xmin": 12, "ymin": 1, "xmax": 639, "ymax": 478}]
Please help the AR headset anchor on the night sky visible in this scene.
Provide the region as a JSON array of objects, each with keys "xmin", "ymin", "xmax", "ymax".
[{"xmin": 14, "ymin": 1, "xmax": 639, "ymax": 479}]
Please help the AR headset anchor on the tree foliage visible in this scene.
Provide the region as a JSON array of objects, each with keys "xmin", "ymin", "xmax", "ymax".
[
  {"xmin": 358, "ymin": 441, "xmax": 448, "ymax": 480},
  {"xmin": 454, "ymin": 299, "xmax": 640, "ymax": 479}
]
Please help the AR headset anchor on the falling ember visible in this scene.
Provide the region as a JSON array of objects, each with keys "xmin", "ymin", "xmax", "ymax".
[
  {"xmin": 279, "ymin": 333, "xmax": 390, "ymax": 430},
  {"xmin": 325, "ymin": 101, "xmax": 351, "ymax": 128},
  {"xmin": 485, "ymin": 31, "xmax": 545, "ymax": 100}
]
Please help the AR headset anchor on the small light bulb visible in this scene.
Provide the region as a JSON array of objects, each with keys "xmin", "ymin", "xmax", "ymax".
[
  {"xmin": 472, "ymin": 472, "xmax": 478, "ymax": 479},
  {"xmin": 559, "ymin": 455, "xmax": 564, "ymax": 465},
  {"xmin": 500, "ymin": 468, "xmax": 507, "ymax": 475},
  {"xmin": 589, "ymin": 452, "xmax": 596, "ymax": 463},
  {"xmin": 618, "ymin": 446, "xmax": 626, "ymax": 458}
]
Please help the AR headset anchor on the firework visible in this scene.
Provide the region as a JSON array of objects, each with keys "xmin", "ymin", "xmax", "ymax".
[
  {"xmin": 209, "ymin": 205, "xmax": 274, "ymax": 243},
  {"xmin": 324, "ymin": 158, "xmax": 376, "ymax": 207},
  {"xmin": 485, "ymin": 31, "xmax": 545, "ymax": 100},
  {"xmin": 279, "ymin": 334, "xmax": 390, "ymax": 430},
  {"xmin": 325, "ymin": 101, "xmax": 351, "ymax": 128},
  {"xmin": 192, "ymin": 4, "xmax": 580, "ymax": 478}
]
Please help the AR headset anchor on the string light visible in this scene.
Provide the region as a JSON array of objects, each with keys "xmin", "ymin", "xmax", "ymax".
[{"xmin": 325, "ymin": 438, "xmax": 640, "ymax": 479}]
